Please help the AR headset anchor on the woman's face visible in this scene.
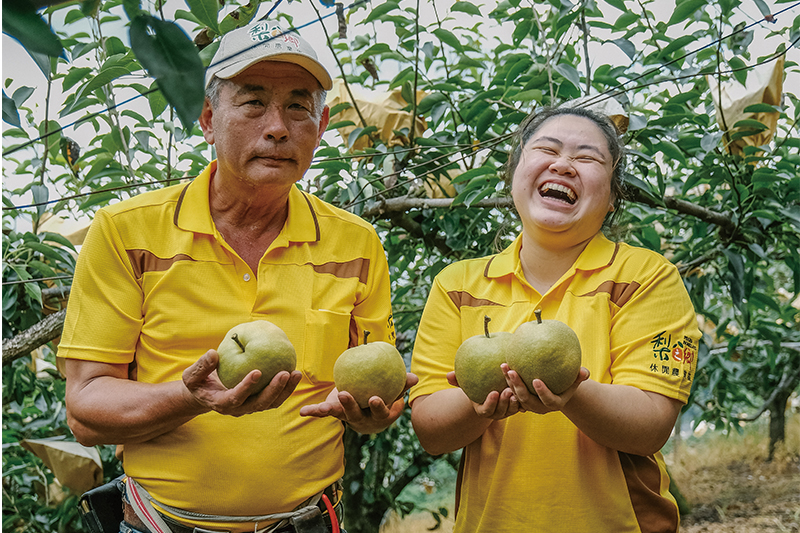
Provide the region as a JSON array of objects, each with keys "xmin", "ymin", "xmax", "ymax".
[{"xmin": 511, "ymin": 114, "xmax": 615, "ymax": 247}]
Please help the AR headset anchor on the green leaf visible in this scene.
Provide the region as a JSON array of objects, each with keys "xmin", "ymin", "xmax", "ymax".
[
  {"xmin": 185, "ymin": 0, "xmax": 220, "ymax": 34},
  {"xmin": 512, "ymin": 19, "xmax": 532, "ymax": 44},
  {"xmin": 329, "ymin": 102, "xmax": 352, "ymax": 117},
  {"xmin": 743, "ymin": 103, "xmax": 780, "ymax": 113},
  {"xmin": 728, "ymin": 56, "xmax": 748, "ymax": 85},
  {"xmin": 433, "ymin": 28, "xmax": 463, "ymax": 52},
  {"xmin": 451, "ymin": 166, "xmax": 493, "ymax": 184},
  {"xmin": 62, "ymin": 67, "xmax": 93, "ymax": 91},
  {"xmin": 733, "ymin": 118, "xmax": 768, "ymax": 130},
  {"xmin": 610, "ymin": 38, "xmax": 636, "ymax": 60},
  {"xmin": 74, "ymin": 55, "xmax": 136, "ymax": 103},
  {"xmin": 417, "ymin": 92, "xmax": 447, "ymax": 115},
  {"xmin": 122, "ymin": 0, "xmax": 142, "ymax": 20},
  {"xmin": 30, "ymin": 184, "xmax": 48, "ymax": 219},
  {"xmin": 2, "ymin": 1, "xmax": 64, "ymax": 58},
  {"xmin": 475, "ymin": 106, "xmax": 496, "ymax": 137},
  {"xmin": 129, "ymin": 15, "xmax": 205, "ymax": 126},
  {"xmin": 451, "ymin": 2, "xmax": 482, "ymax": 16},
  {"xmin": 752, "ymin": 0, "xmax": 771, "ymax": 17},
  {"xmin": 655, "ymin": 140, "xmax": 686, "ymax": 165},
  {"xmin": 364, "ymin": 1, "xmax": 399, "ymax": 23},
  {"xmin": 505, "ymin": 56, "xmax": 531, "ymax": 87},
  {"xmin": 3, "ymin": 91, "xmax": 21, "ymax": 127},
  {"xmin": 356, "ymin": 43, "xmax": 391, "ymax": 61},
  {"xmin": 80, "ymin": 191, "xmax": 118, "ymax": 210},
  {"xmin": 661, "ymin": 35, "xmax": 696, "ymax": 57},
  {"xmin": 668, "ymin": 0, "xmax": 706, "ymax": 26}
]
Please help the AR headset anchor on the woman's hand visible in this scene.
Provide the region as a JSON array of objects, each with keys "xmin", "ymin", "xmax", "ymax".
[
  {"xmin": 447, "ymin": 371, "xmax": 524, "ymax": 420},
  {"xmin": 502, "ymin": 363, "xmax": 590, "ymax": 414}
]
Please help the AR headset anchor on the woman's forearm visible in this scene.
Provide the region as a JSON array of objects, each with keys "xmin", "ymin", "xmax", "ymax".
[
  {"xmin": 561, "ymin": 380, "xmax": 682, "ymax": 456},
  {"xmin": 411, "ymin": 389, "xmax": 493, "ymax": 456}
]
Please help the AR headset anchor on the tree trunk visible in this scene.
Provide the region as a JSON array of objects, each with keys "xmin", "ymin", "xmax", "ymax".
[{"xmin": 767, "ymin": 389, "xmax": 791, "ymax": 461}]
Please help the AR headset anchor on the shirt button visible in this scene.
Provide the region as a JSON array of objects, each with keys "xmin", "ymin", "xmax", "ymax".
[{"xmin": 243, "ymin": 273, "xmax": 251, "ymax": 282}]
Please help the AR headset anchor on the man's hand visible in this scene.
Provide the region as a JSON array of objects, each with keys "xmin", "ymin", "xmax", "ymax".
[
  {"xmin": 502, "ymin": 363, "xmax": 590, "ymax": 414},
  {"xmin": 446, "ymin": 371, "xmax": 523, "ymax": 420},
  {"xmin": 182, "ymin": 350, "xmax": 302, "ymax": 416},
  {"xmin": 299, "ymin": 373, "xmax": 418, "ymax": 434}
]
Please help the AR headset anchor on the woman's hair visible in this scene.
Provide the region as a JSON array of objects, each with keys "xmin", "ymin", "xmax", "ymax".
[{"xmin": 504, "ymin": 106, "xmax": 628, "ymax": 221}]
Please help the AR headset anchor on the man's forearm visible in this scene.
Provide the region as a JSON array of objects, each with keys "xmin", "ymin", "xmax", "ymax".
[{"xmin": 66, "ymin": 374, "xmax": 207, "ymax": 446}]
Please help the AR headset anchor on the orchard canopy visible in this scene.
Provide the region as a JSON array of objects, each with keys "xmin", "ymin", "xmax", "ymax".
[{"xmin": 2, "ymin": 0, "xmax": 799, "ymax": 532}]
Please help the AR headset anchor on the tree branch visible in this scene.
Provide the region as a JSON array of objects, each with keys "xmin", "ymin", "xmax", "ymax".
[
  {"xmin": 387, "ymin": 211, "xmax": 453, "ymax": 257},
  {"xmin": 3, "ymin": 309, "xmax": 66, "ymax": 366},
  {"xmin": 740, "ymin": 364, "xmax": 800, "ymax": 422}
]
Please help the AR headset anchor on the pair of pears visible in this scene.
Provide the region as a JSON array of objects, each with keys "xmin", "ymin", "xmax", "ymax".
[
  {"xmin": 454, "ymin": 311, "xmax": 582, "ymax": 403},
  {"xmin": 217, "ymin": 321, "xmax": 406, "ymax": 409}
]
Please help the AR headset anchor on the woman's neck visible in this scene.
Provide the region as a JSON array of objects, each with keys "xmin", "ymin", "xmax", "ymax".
[{"xmin": 518, "ymin": 231, "xmax": 594, "ymax": 294}]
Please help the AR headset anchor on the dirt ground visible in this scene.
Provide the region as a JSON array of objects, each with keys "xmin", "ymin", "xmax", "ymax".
[
  {"xmin": 668, "ymin": 414, "xmax": 800, "ymax": 533},
  {"xmin": 673, "ymin": 452, "xmax": 800, "ymax": 532}
]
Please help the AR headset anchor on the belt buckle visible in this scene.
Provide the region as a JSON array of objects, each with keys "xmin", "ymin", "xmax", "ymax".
[{"xmin": 289, "ymin": 506, "xmax": 326, "ymax": 533}]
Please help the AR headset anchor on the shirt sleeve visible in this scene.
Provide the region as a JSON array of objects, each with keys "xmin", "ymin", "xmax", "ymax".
[
  {"xmin": 349, "ymin": 227, "xmax": 396, "ymax": 348},
  {"xmin": 608, "ymin": 259, "xmax": 700, "ymax": 403},
  {"xmin": 57, "ymin": 208, "xmax": 144, "ymax": 363},
  {"xmin": 409, "ymin": 272, "xmax": 463, "ymax": 402}
]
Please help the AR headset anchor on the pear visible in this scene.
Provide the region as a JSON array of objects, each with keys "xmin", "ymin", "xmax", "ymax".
[
  {"xmin": 454, "ymin": 315, "xmax": 511, "ymax": 403},
  {"xmin": 506, "ymin": 309, "xmax": 581, "ymax": 395},
  {"xmin": 333, "ymin": 331, "xmax": 407, "ymax": 409},
  {"xmin": 216, "ymin": 320, "xmax": 297, "ymax": 394}
]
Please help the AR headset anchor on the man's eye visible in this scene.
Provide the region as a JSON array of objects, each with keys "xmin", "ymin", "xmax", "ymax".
[{"xmin": 534, "ymin": 146, "xmax": 557, "ymax": 154}]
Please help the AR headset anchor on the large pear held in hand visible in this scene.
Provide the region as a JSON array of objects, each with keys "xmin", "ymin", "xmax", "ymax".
[
  {"xmin": 454, "ymin": 316, "xmax": 511, "ymax": 403},
  {"xmin": 216, "ymin": 320, "xmax": 297, "ymax": 394},
  {"xmin": 506, "ymin": 309, "xmax": 581, "ymax": 395},
  {"xmin": 333, "ymin": 331, "xmax": 407, "ymax": 409}
]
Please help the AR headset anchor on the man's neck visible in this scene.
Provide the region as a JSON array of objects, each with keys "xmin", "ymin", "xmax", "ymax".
[{"xmin": 209, "ymin": 170, "xmax": 293, "ymax": 274}]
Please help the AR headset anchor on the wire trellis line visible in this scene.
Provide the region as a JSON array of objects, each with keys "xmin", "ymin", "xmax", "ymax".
[
  {"xmin": 2, "ymin": 0, "xmax": 366, "ymax": 158},
  {"xmin": 2, "ymin": 2, "xmax": 796, "ymax": 159}
]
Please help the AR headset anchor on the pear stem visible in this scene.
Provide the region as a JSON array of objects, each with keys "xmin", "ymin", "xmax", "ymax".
[
  {"xmin": 231, "ymin": 333, "xmax": 245, "ymax": 352},
  {"xmin": 364, "ymin": 330, "xmax": 371, "ymax": 345},
  {"xmin": 483, "ymin": 315, "xmax": 491, "ymax": 338},
  {"xmin": 534, "ymin": 308, "xmax": 543, "ymax": 324}
]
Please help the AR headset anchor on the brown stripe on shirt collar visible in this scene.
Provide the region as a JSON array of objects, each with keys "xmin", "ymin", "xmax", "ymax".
[
  {"xmin": 300, "ymin": 192, "xmax": 321, "ymax": 242},
  {"xmin": 173, "ymin": 182, "xmax": 192, "ymax": 228}
]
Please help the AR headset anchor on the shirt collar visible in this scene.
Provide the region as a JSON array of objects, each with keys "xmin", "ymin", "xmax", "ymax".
[
  {"xmin": 485, "ymin": 232, "xmax": 619, "ymax": 279},
  {"xmin": 174, "ymin": 160, "xmax": 320, "ymax": 243}
]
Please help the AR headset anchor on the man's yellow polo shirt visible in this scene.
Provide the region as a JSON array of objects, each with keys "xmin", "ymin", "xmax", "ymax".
[
  {"xmin": 58, "ymin": 161, "xmax": 395, "ymax": 528},
  {"xmin": 411, "ymin": 233, "xmax": 700, "ymax": 533}
]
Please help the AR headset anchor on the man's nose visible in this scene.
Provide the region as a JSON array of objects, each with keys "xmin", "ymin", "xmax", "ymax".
[{"xmin": 261, "ymin": 105, "xmax": 289, "ymax": 141}]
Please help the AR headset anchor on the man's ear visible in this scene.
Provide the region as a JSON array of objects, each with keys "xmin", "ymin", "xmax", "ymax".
[
  {"xmin": 199, "ymin": 99, "xmax": 215, "ymax": 145},
  {"xmin": 316, "ymin": 105, "xmax": 330, "ymax": 147}
]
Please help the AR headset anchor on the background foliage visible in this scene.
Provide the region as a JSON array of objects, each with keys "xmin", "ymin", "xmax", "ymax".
[{"xmin": 3, "ymin": 0, "xmax": 799, "ymax": 531}]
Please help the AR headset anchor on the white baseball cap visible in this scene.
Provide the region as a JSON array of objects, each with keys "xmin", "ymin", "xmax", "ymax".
[{"xmin": 205, "ymin": 20, "xmax": 333, "ymax": 90}]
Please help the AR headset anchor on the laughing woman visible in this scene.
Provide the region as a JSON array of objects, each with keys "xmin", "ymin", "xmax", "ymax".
[{"xmin": 410, "ymin": 106, "xmax": 700, "ymax": 533}]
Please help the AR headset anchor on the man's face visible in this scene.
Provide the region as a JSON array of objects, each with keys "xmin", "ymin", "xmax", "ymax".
[{"xmin": 200, "ymin": 61, "xmax": 329, "ymax": 189}]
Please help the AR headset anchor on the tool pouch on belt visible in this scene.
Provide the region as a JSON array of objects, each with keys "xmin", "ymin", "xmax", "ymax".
[
  {"xmin": 78, "ymin": 475, "xmax": 126, "ymax": 533},
  {"xmin": 288, "ymin": 506, "xmax": 327, "ymax": 533}
]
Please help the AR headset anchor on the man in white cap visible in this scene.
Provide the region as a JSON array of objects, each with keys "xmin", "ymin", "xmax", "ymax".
[{"xmin": 59, "ymin": 18, "xmax": 414, "ymax": 533}]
